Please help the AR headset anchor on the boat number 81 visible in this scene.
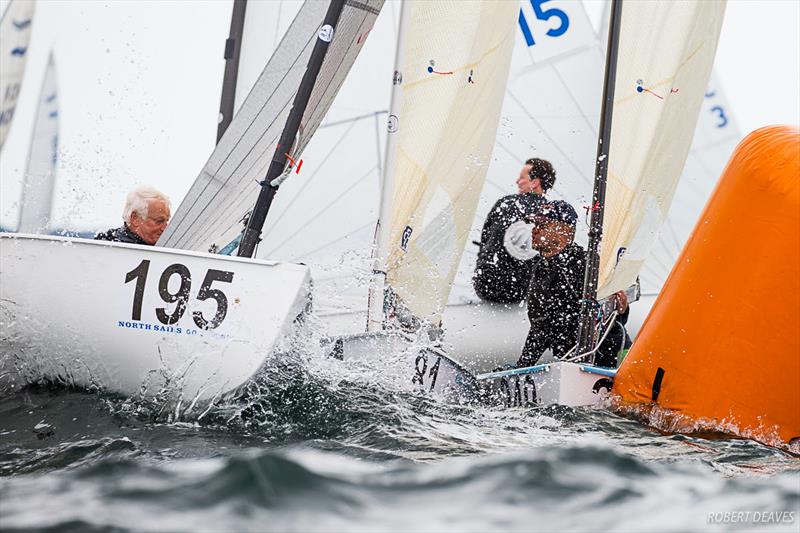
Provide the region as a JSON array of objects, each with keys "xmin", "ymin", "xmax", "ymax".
[{"xmin": 124, "ymin": 259, "xmax": 234, "ymax": 330}]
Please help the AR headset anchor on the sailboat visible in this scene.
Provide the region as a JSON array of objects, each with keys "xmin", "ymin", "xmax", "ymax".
[
  {"xmin": 210, "ymin": 0, "xmax": 739, "ymax": 378},
  {"xmin": 314, "ymin": 0, "xmax": 729, "ymax": 407},
  {"xmin": 2, "ymin": 0, "xmax": 730, "ymax": 410},
  {"xmin": 17, "ymin": 52, "xmax": 57, "ymax": 234},
  {"xmin": 437, "ymin": 0, "xmax": 729, "ymax": 406},
  {"xmin": 0, "ymin": 0, "xmax": 383, "ymax": 405},
  {"xmin": 0, "ymin": 0, "xmax": 35, "ymax": 152}
]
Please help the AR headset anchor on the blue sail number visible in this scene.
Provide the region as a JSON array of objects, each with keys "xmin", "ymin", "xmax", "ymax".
[
  {"xmin": 519, "ymin": 0, "xmax": 571, "ymax": 47},
  {"xmin": 710, "ymin": 105, "xmax": 728, "ymax": 129}
]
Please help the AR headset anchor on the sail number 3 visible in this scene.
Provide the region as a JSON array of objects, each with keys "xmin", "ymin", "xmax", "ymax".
[
  {"xmin": 124, "ymin": 260, "xmax": 234, "ymax": 330},
  {"xmin": 518, "ymin": 0, "xmax": 570, "ymax": 47}
]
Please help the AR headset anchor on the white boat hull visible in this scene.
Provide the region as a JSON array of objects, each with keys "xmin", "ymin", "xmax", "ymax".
[
  {"xmin": 0, "ymin": 234, "xmax": 311, "ymax": 402},
  {"xmin": 473, "ymin": 362, "xmax": 615, "ymax": 408},
  {"xmin": 327, "ymin": 329, "xmax": 615, "ymax": 408},
  {"xmin": 320, "ymin": 295, "xmax": 651, "ymax": 377}
]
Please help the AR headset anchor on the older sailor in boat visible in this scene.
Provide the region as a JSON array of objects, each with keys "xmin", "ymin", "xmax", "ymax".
[
  {"xmin": 472, "ymin": 158, "xmax": 555, "ymax": 303},
  {"xmin": 95, "ymin": 186, "xmax": 171, "ymax": 245},
  {"xmin": 506, "ymin": 200, "xmax": 630, "ymax": 368}
]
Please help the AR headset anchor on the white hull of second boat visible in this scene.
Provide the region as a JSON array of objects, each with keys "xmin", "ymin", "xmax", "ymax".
[
  {"xmin": 0, "ymin": 234, "xmax": 311, "ymax": 402},
  {"xmin": 329, "ymin": 330, "xmax": 615, "ymax": 408},
  {"xmin": 319, "ymin": 294, "xmax": 655, "ymax": 376}
]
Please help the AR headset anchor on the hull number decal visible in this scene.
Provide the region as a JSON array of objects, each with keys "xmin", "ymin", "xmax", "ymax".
[
  {"xmin": 125, "ymin": 260, "xmax": 234, "ymax": 330},
  {"xmin": 499, "ymin": 375, "xmax": 537, "ymax": 407},
  {"xmin": 412, "ymin": 353, "xmax": 442, "ymax": 391}
]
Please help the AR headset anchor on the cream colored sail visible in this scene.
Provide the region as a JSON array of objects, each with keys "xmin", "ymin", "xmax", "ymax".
[
  {"xmin": 380, "ymin": 0, "xmax": 517, "ymax": 325},
  {"xmin": 597, "ymin": 0, "xmax": 727, "ymax": 299}
]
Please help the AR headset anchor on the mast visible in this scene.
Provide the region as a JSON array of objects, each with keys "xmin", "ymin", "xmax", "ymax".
[
  {"xmin": 575, "ymin": 0, "xmax": 623, "ymax": 358},
  {"xmin": 238, "ymin": 0, "xmax": 346, "ymax": 258},
  {"xmin": 366, "ymin": 0, "xmax": 411, "ymax": 331},
  {"xmin": 216, "ymin": 0, "xmax": 247, "ymax": 143}
]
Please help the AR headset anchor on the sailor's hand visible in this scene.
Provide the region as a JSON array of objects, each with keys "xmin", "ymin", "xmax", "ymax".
[
  {"xmin": 614, "ymin": 290, "xmax": 628, "ymax": 314},
  {"xmin": 504, "ymin": 221, "xmax": 537, "ymax": 260}
]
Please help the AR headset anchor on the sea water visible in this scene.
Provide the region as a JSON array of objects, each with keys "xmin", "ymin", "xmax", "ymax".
[{"xmin": 1, "ymin": 324, "xmax": 798, "ymax": 532}]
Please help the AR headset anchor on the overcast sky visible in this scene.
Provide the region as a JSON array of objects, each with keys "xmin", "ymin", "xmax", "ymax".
[{"xmin": 0, "ymin": 0, "xmax": 798, "ymax": 231}]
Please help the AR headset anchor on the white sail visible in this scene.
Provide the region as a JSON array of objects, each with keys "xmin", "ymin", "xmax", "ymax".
[
  {"xmin": 17, "ymin": 53, "xmax": 58, "ymax": 234},
  {"xmin": 374, "ymin": 0, "xmax": 517, "ymax": 325},
  {"xmin": 596, "ymin": 0, "xmax": 727, "ymax": 299},
  {"xmin": 0, "ymin": 0, "xmax": 34, "ymax": 152},
  {"xmin": 234, "ymin": 0, "xmax": 304, "ymax": 114},
  {"xmin": 159, "ymin": 0, "xmax": 384, "ymax": 252}
]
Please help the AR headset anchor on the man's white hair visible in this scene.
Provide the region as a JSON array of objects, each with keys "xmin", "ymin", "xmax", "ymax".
[{"xmin": 123, "ymin": 186, "xmax": 171, "ymax": 224}]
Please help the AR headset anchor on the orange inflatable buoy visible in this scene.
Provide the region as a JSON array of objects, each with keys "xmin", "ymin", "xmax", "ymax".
[{"xmin": 613, "ymin": 125, "xmax": 800, "ymax": 448}]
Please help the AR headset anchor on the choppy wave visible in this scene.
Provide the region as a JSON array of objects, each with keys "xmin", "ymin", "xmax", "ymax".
[
  {"xmin": 1, "ymin": 317, "xmax": 798, "ymax": 532},
  {"xmin": 1, "ymin": 442, "xmax": 798, "ymax": 532}
]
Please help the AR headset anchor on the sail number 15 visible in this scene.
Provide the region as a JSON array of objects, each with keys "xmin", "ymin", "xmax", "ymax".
[
  {"xmin": 518, "ymin": 0, "xmax": 570, "ymax": 47},
  {"xmin": 124, "ymin": 260, "xmax": 234, "ymax": 330}
]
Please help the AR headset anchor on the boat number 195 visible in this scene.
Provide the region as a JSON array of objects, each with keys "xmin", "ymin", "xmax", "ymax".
[{"xmin": 124, "ymin": 260, "xmax": 234, "ymax": 330}]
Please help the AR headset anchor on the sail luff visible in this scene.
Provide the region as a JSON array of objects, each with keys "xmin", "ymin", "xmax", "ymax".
[
  {"xmin": 366, "ymin": 0, "xmax": 410, "ymax": 332},
  {"xmin": 576, "ymin": 0, "xmax": 624, "ymax": 356},
  {"xmin": 18, "ymin": 52, "xmax": 58, "ymax": 234},
  {"xmin": 238, "ymin": 0, "xmax": 347, "ymax": 258}
]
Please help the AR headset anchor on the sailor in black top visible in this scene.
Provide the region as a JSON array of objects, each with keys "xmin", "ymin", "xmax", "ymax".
[
  {"xmin": 473, "ymin": 158, "xmax": 556, "ymax": 303},
  {"xmin": 95, "ymin": 186, "xmax": 171, "ymax": 246},
  {"xmin": 510, "ymin": 200, "xmax": 630, "ymax": 368},
  {"xmin": 95, "ymin": 224, "xmax": 149, "ymax": 245}
]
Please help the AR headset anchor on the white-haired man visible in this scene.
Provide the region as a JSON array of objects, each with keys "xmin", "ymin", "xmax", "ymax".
[{"xmin": 95, "ymin": 186, "xmax": 171, "ymax": 245}]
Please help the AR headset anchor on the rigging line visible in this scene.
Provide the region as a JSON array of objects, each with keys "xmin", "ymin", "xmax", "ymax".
[
  {"xmin": 174, "ymin": 8, "xmax": 376, "ymax": 249},
  {"xmin": 640, "ymin": 253, "xmax": 673, "ymax": 282},
  {"xmin": 507, "ymin": 91, "xmax": 594, "ymax": 189},
  {"xmin": 691, "ymin": 131, "xmax": 742, "ymax": 152},
  {"xmin": 260, "ymin": 117, "xmax": 364, "ymax": 242},
  {"xmin": 660, "ymin": 216, "xmax": 685, "ymax": 258},
  {"xmin": 266, "ymin": 163, "xmax": 377, "ymax": 256},
  {"xmin": 288, "ymin": 220, "xmax": 375, "ymax": 262},
  {"xmin": 513, "ymin": 42, "xmax": 600, "ymax": 79},
  {"xmin": 319, "ymin": 109, "xmax": 388, "ymax": 129},
  {"xmin": 549, "ymin": 60, "xmax": 599, "ymax": 139}
]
